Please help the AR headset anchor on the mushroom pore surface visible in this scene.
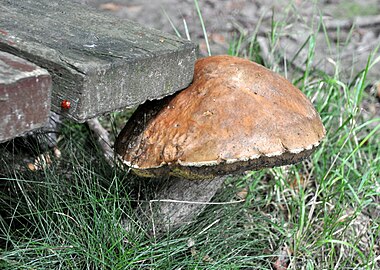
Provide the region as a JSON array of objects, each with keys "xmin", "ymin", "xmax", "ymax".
[{"xmin": 115, "ymin": 55, "xmax": 325, "ymax": 179}]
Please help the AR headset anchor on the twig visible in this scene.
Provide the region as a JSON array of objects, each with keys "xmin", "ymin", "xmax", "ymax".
[
  {"xmin": 86, "ymin": 118, "xmax": 114, "ymax": 166},
  {"xmin": 149, "ymin": 199, "xmax": 245, "ymax": 205},
  {"xmin": 149, "ymin": 200, "xmax": 157, "ymax": 240},
  {"xmin": 53, "ymin": 212, "xmax": 80, "ymax": 227},
  {"xmin": 198, "ymin": 218, "xmax": 220, "ymax": 235},
  {"xmin": 324, "ymin": 14, "xmax": 380, "ymax": 30}
]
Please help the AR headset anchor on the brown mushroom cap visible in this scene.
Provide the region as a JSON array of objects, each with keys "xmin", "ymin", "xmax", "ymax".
[{"xmin": 115, "ymin": 55, "xmax": 325, "ymax": 179}]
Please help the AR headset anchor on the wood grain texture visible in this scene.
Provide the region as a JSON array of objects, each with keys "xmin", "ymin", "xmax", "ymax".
[
  {"xmin": 0, "ymin": 0, "xmax": 197, "ymax": 122},
  {"xmin": 0, "ymin": 51, "xmax": 51, "ymax": 142}
]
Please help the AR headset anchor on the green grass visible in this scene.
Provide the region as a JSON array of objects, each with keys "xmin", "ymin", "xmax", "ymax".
[{"xmin": 1, "ymin": 3, "xmax": 380, "ymax": 270}]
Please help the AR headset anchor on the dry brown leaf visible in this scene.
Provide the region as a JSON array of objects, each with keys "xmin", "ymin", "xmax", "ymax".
[
  {"xmin": 289, "ymin": 174, "xmax": 305, "ymax": 191},
  {"xmin": 27, "ymin": 153, "xmax": 53, "ymax": 171},
  {"xmin": 187, "ymin": 238, "xmax": 195, "ymax": 248},
  {"xmin": 273, "ymin": 246, "xmax": 290, "ymax": 270},
  {"xmin": 236, "ymin": 187, "xmax": 248, "ymax": 200},
  {"xmin": 53, "ymin": 147, "xmax": 62, "ymax": 159},
  {"xmin": 27, "ymin": 163, "xmax": 36, "ymax": 171},
  {"xmin": 99, "ymin": 3, "xmax": 125, "ymax": 12},
  {"xmin": 209, "ymin": 33, "xmax": 226, "ymax": 45},
  {"xmin": 202, "ymin": 254, "xmax": 214, "ymax": 263},
  {"xmin": 190, "ymin": 247, "xmax": 197, "ymax": 257},
  {"xmin": 198, "ymin": 41, "xmax": 209, "ymax": 56}
]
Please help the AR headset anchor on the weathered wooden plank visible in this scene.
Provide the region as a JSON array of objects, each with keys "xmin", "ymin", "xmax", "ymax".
[
  {"xmin": 0, "ymin": 0, "xmax": 197, "ymax": 122},
  {"xmin": 0, "ymin": 51, "xmax": 52, "ymax": 143}
]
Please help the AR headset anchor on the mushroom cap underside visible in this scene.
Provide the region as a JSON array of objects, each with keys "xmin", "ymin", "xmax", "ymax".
[{"xmin": 115, "ymin": 55, "xmax": 326, "ymax": 179}]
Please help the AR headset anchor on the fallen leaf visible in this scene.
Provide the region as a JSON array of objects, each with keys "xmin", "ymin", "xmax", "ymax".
[
  {"xmin": 198, "ymin": 41, "xmax": 209, "ymax": 57},
  {"xmin": 29, "ymin": 153, "xmax": 52, "ymax": 171},
  {"xmin": 288, "ymin": 174, "xmax": 305, "ymax": 191},
  {"xmin": 210, "ymin": 33, "xmax": 226, "ymax": 45},
  {"xmin": 27, "ymin": 163, "xmax": 36, "ymax": 171},
  {"xmin": 273, "ymin": 246, "xmax": 290, "ymax": 270},
  {"xmin": 236, "ymin": 187, "xmax": 248, "ymax": 200},
  {"xmin": 53, "ymin": 147, "xmax": 62, "ymax": 159},
  {"xmin": 99, "ymin": 3, "xmax": 125, "ymax": 12},
  {"xmin": 187, "ymin": 238, "xmax": 195, "ymax": 248},
  {"xmin": 202, "ymin": 254, "xmax": 214, "ymax": 263}
]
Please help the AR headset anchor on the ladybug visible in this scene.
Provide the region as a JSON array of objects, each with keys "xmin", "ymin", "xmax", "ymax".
[{"xmin": 61, "ymin": 99, "xmax": 71, "ymax": 110}]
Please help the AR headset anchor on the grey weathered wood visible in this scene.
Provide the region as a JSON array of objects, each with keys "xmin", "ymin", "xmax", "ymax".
[
  {"xmin": 0, "ymin": 0, "xmax": 197, "ymax": 122},
  {"xmin": 0, "ymin": 51, "xmax": 52, "ymax": 143}
]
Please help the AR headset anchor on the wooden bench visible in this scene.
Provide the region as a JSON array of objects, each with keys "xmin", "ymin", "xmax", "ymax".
[
  {"xmin": 0, "ymin": 52, "xmax": 52, "ymax": 142},
  {"xmin": 0, "ymin": 0, "xmax": 197, "ymax": 142}
]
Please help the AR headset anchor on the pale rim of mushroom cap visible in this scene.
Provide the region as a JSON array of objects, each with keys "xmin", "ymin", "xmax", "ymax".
[{"xmin": 119, "ymin": 139, "xmax": 322, "ymax": 169}]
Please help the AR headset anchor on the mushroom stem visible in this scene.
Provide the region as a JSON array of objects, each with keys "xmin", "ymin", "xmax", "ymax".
[{"xmin": 138, "ymin": 176, "xmax": 227, "ymax": 235}]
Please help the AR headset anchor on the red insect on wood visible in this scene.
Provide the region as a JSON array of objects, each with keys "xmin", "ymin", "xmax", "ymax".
[{"xmin": 61, "ymin": 99, "xmax": 71, "ymax": 109}]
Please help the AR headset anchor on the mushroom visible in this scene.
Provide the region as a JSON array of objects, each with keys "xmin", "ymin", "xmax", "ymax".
[{"xmin": 115, "ymin": 55, "xmax": 325, "ymax": 233}]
